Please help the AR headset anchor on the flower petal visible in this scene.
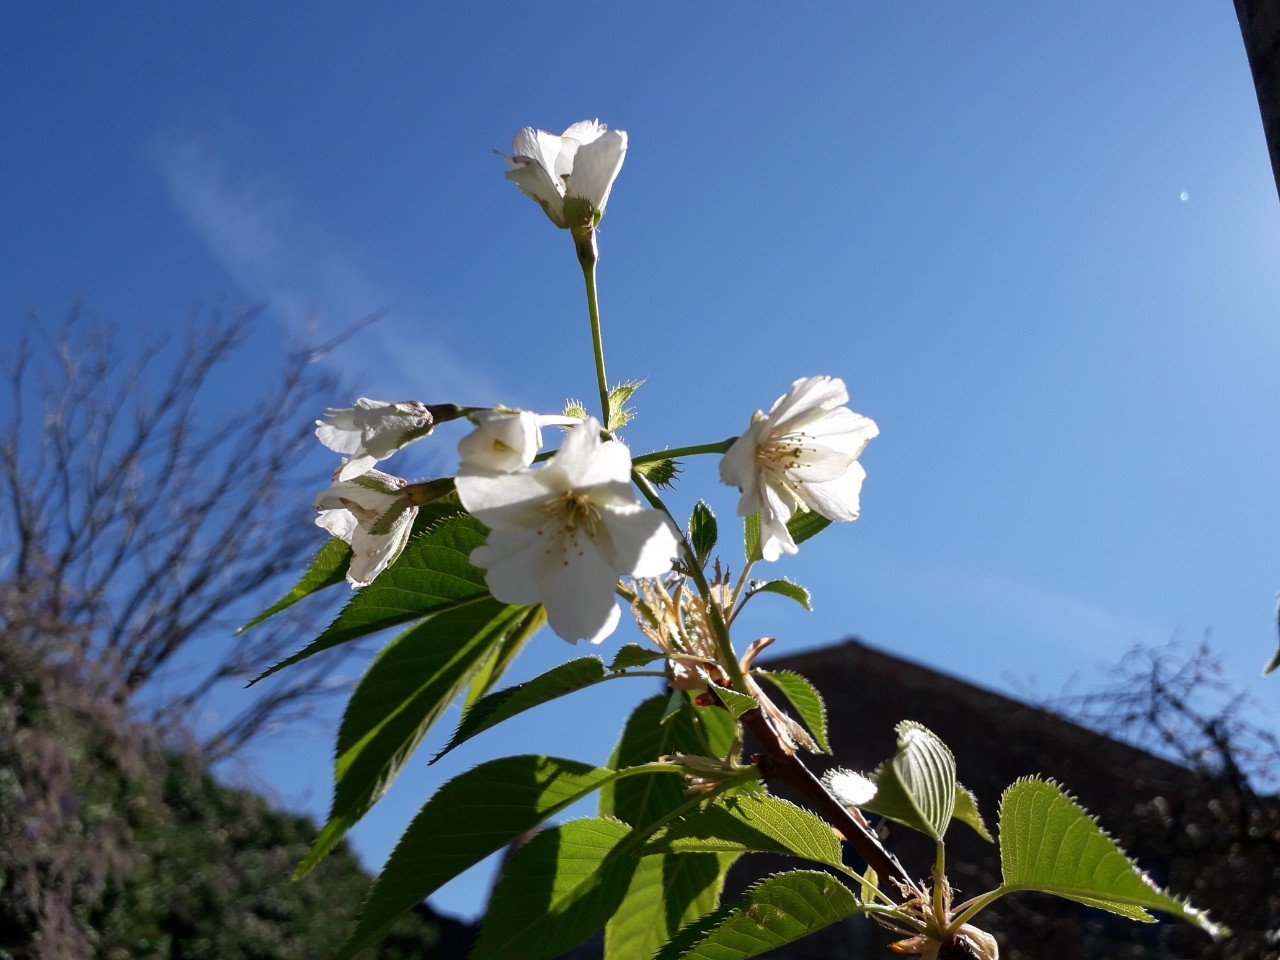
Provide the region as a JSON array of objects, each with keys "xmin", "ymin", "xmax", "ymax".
[
  {"xmin": 768, "ymin": 376, "xmax": 848, "ymax": 431},
  {"xmin": 534, "ymin": 535, "xmax": 624, "ymax": 644},
  {"xmin": 798, "ymin": 462, "xmax": 866, "ymax": 522},
  {"xmin": 568, "ymin": 129, "xmax": 627, "ymax": 213}
]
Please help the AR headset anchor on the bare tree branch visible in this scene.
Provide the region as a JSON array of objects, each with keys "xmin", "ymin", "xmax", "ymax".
[{"xmin": 0, "ymin": 304, "xmax": 358, "ymax": 755}]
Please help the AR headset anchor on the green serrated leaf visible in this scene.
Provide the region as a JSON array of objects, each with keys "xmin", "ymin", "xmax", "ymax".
[
  {"xmin": 711, "ymin": 685, "xmax": 757, "ymax": 720},
  {"xmin": 464, "ymin": 605, "xmax": 545, "ymax": 708},
  {"xmin": 748, "ymin": 579, "xmax": 812, "ymax": 610},
  {"xmin": 743, "ymin": 510, "xmax": 832, "ymax": 563},
  {"xmin": 753, "ymin": 670, "xmax": 829, "ymax": 753},
  {"xmin": 610, "ymin": 643, "xmax": 666, "ymax": 670},
  {"xmin": 644, "ymin": 792, "xmax": 845, "ymax": 870},
  {"xmin": 687, "ymin": 500, "xmax": 718, "ymax": 567},
  {"xmin": 251, "ymin": 514, "xmax": 489, "ymax": 684},
  {"xmin": 635, "ymin": 456, "xmax": 681, "ymax": 489},
  {"xmin": 299, "ymin": 599, "xmax": 531, "ymax": 875},
  {"xmin": 474, "ymin": 817, "xmax": 639, "ymax": 960},
  {"xmin": 655, "ymin": 870, "xmax": 864, "ymax": 960},
  {"xmin": 605, "ymin": 852, "xmax": 732, "ymax": 960},
  {"xmin": 864, "ymin": 720, "xmax": 957, "ymax": 841},
  {"xmin": 237, "ymin": 538, "xmax": 350, "ymax": 634},
  {"xmin": 434, "ymin": 656, "xmax": 610, "ymax": 764},
  {"xmin": 335, "ymin": 756, "xmax": 621, "ymax": 960},
  {"xmin": 999, "ymin": 777, "xmax": 1223, "ymax": 936},
  {"xmin": 954, "ymin": 783, "xmax": 992, "ymax": 842},
  {"xmin": 601, "ymin": 695, "xmax": 736, "ymax": 827}
]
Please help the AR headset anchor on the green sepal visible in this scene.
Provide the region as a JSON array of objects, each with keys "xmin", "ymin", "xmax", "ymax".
[
  {"xmin": 635, "ymin": 456, "xmax": 681, "ymax": 489},
  {"xmin": 998, "ymin": 777, "xmax": 1223, "ymax": 936},
  {"xmin": 607, "ymin": 379, "xmax": 644, "ymax": 430}
]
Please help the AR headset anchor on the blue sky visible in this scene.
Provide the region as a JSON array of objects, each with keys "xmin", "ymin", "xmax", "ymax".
[{"xmin": 4, "ymin": 2, "xmax": 1279, "ymax": 921}]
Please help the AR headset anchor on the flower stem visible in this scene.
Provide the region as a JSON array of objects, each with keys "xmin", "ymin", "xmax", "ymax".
[
  {"xmin": 631, "ymin": 438, "xmax": 736, "ymax": 465},
  {"xmin": 575, "ymin": 228, "xmax": 611, "ymax": 425}
]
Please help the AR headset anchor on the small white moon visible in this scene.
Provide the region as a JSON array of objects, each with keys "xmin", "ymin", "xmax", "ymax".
[{"xmin": 1179, "ymin": 191, "xmax": 1189, "ymax": 202}]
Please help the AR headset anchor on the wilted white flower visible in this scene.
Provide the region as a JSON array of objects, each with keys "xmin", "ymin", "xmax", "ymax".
[
  {"xmin": 313, "ymin": 468, "xmax": 417, "ymax": 586},
  {"xmin": 503, "ymin": 120, "xmax": 627, "ymax": 229},
  {"xmin": 457, "ymin": 408, "xmax": 579, "ymax": 476},
  {"xmin": 456, "ymin": 418, "xmax": 679, "ymax": 644},
  {"xmin": 719, "ymin": 376, "xmax": 878, "ymax": 562},
  {"xmin": 316, "ymin": 398, "xmax": 435, "ymax": 481}
]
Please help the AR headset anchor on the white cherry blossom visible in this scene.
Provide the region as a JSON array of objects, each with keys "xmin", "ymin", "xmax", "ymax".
[
  {"xmin": 503, "ymin": 120, "xmax": 627, "ymax": 229},
  {"xmin": 313, "ymin": 468, "xmax": 417, "ymax": 586},
  {"xmin": 315, "ymin": 398, "xmax": 435, "ymax": 481},
  {"xmin": 456, "ymin": 409, "xmax": 579, "ymax": 476},
  {"xmin": 456, "ymin": 418, "xmax": 679, "ymax": 644},
  {"xmin": 719, "ymin": 376, "xmax": 878, "ymax": 562}
]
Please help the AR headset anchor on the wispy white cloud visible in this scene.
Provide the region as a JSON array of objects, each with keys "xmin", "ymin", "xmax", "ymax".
[{"xmin": 148, "ymin": 130, "xmax": 502, "ymax": 403}]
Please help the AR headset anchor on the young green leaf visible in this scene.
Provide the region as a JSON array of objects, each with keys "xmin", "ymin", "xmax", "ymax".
[
  {"xmin": 711, "ymin": 684, "xmax": 758, "ymax": 720},
  {"xmin": 299, "ymin": 599, "xmax": 534, "ymax": 875},
  {"xmin": 644, "ymin": 792, "xmax": 845, "ymax": 871},
  {"xmin": 953, "ymin": 783, "xmax": 992, "ymax": 842},
  {"xmin": 335, "ymin": 756, "xmax": 621, "ymax": 960},
  {"xmin": 753, "ymin": 669, "xmax": 829, "ymax": 753},
  {"xmin": 864, "ymin": 720, "xmax": 957, "ymax": 841},
  {"xmin": 998, "ymin": 777, "xmax": 1223, "ymax": 936},
  {"xmin": 746, "ymin": 578, "xmax": 812, "ymax": 610},
  {"xmin": 654, "ymin": 870, "xmax": 864, "ymax": 960},
  {"xmin": 473, "ymin": 817, "xmax": 640, "ymax": 960},
  {"xmin": 252, "ymin": 514, "xmax": 490, "ymax": 684},
  {"xmin": 687, "ymin": 500, "xmax": 718, "ymax": 568},
  {"xmin": 237, "ymin": 537, "xmax": 350, "ymax": 634},
  {"xmin": 610, "ymin": 643, "xmax": 666, "ymax": 671}
]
